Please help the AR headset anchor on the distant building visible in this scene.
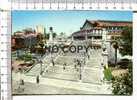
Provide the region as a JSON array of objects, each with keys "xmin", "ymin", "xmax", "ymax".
[
  {"xmin": 12, "ymin": 28, "xmax": 38, "ymax": 51},
  {"xmin": 13, "ymin": 31, "xmax": 23, "ymax": 36},
  {"xmin": 36, "ymin": 25, "xmax": 45, "ymax": 34},
  {"xmin": 11, "ymin": 36, "xmax": 26, "ymax": 51}
]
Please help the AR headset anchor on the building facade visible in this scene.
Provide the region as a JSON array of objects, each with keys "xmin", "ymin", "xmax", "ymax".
[
  {"xmin": 72, "ymin": 20, "xmax": 132, "ymax": 41},
  {"xmin": 12, "ymin": 28, "xmax": 38, "ymax": 51},
  {"xmin": 71, "ymin": 20, "xmax": 132, "ymax": 63}
]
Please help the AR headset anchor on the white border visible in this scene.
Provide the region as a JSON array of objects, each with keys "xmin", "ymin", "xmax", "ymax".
[
  {"xmin": 11, "ymin": 3, "xmax": 137, "ymax": 11},
  {"xmin": 0, "ymin": 0, "xmax": 137, "ymax": 100},
  {"xmin": 0, "ymin": 0, "xmax": 137, "ymax": 11}
]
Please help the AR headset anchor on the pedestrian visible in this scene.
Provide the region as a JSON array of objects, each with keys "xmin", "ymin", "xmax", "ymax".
[
  {"xmin": 20, "ymin": 79, "xmax": 24, "ymax": 85},
  {"xmin": 36, "ymin": 75, "xmax": 39, "ymax": 84},
  {"xmin": 79, "ymin": 62, "xmax": 81, "ymax": 67},
  {"xmin": 52, "ymin": 59, "xmax": 55, "ymax": 66},
  {"xmin": 87, "ymin": 54, "xmax": 89, "ymax": 59},
  {"xmin": 74, "ymin": 64, "xmax": 77, "ymax": 69},
  {"xmin": 84, "ymin": 58, "xmax": 86, "ymax": 64},
  {"xmin": 40, "ymin": 71, "xmax": 43, "ymax": 75},
  {"xmin": 76, "ymin": 68, "xmax": 79, "ymax": 72},
  {"xmin": 18, "ymin": 79, "xmax": 25, "ymax": 92},
  {"xmin": 79, "ymin": 74, "xmax": 82, "ymax": 80},
  {"xmin": 63, "ymin": 66, "xmax": 65, "ymax": 70},
  {"xmin": 63, "ymin": 63, "xmax": 66, "ymax": 70}
]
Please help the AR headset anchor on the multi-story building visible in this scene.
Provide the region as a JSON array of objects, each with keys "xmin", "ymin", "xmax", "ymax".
[
  {"xmin": 72, "ymin": 20, "xmax": 132, "ymax": 41},
  {"xmin": 71, "ymin": 20, "xmax": 132, "ymax": 63}
]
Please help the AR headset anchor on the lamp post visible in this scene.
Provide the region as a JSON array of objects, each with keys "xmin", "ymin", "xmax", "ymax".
[
  {"xmin": 40, "ymin": 60, "xmax": 43, "ymax": 75},
  {"xmin": 79, "ymin": 60, "xmax": 82, "ymax": 81},
  {"xmin": 79, "ymin": 66, "xmax": 82, "ymax": 80}
]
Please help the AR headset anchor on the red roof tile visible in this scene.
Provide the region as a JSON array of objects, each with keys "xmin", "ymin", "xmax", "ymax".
[{"xmin": 87, "ymin": 20, "xmax": 132, "ymax": 27}]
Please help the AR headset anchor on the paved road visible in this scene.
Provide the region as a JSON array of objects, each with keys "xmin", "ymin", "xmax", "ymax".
[
  {"xmin": 12, "ymin": 81, "xmax": 94, "ymax": 95},
  {"xmin": 12, "ymin": 72, "xmax": 112, "ymax": 95}
]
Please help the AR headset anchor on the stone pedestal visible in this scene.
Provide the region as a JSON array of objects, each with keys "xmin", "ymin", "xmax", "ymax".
[
  {"xmin": 49, "ymin": 32, "xmax": 53, "ymax": 42},
  {"xmin": 100, "ymin": 47, "xmax": 109, "ymax": 81},
  {"xmin": 102, "ymin": 49, "xmax": 108, "ymax": 68},
  {"xmin": 49, "ymin": 27, "xmax": 53, "ymax": 42},
  {"xmin": 47, "ymin": 27, "xmax": 54, "ymax": 46}
]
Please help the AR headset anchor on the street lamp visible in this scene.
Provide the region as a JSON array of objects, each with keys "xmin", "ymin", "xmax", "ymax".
[
  {"xmin": 79, "ymin": 60, "xmax": 82, "ymax": 80},
  {"xmin": 79, "ymin": 67, "xmax": 82, "ymax": 80},
  {"xmin": 40, "ymin": 60, "xmax": 43, "ymax": 75}
]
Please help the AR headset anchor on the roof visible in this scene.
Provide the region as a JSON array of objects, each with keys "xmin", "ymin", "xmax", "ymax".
[
  {"xmin": 72, "ymin": 20, "xmax": 132, "ymax": 37},
  {"xmin": 82, "ymin": 20, "xmax": 132, "ymax": 28}
]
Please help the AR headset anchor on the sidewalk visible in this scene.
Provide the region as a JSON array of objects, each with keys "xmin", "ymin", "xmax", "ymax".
[{"xmin": 12, "ymin": 72, "xmax": 112, "ymax": 94}]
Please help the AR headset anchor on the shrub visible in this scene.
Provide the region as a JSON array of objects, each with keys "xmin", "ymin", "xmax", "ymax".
[
  {"xmin": 104, "ymin": 68, "xmax": 113, "ymax": 81},
  {"xmin": 117, "ymin": 59, "xmax": 130, "ymax": 69},
  {"xmin": 112, "ymin": 62, "xmax": 132, "ymax": 95},
  {"xmin": 24, "ymin": 54, "xmax": 32, "ymax": 61},
  {"xmin": 17, "ymin": 53, "xmax": 32, "ymax": 61}
]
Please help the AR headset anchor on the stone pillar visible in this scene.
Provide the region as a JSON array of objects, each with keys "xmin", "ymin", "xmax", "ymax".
[
  {"xmin": 96, "ymin": 29, "xmax": 99, "ymax": 35},
  {"xmin": 100, "ymin": 48, "xmax": 108, "ymax": 81},
  {"xmin": 102, "ymin": 48, "xmax": 108, "ymax": 69},
  {"xmin": 71, "ymin": 36, "xmax": 74, "ymax": 41},
  {"xmin": 91, "ymin": 36, "xmax": 94, "ymax": 47},
  {"xmin": 102, "ymin": 28, "xmax": 108, "ymax": 49},
  {"xmin": 100, "ymin": 63, "xmax": 104, "ymax": 81},
  {"xmin": 85, "ymin": 31, "xmax": 88, "ymax": 41},
  {"xmin": 102, "ymin": 28, "xmax": 107, "ymax": 42}
]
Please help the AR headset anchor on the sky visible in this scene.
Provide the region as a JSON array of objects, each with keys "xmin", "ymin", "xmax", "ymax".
[{"xmin": 12, "ymin": 10, "xmax": 132, "ymax": 36}]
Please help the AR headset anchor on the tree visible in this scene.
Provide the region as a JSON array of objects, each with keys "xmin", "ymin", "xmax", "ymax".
[
  {"xmin": 36, "ymin": 33, "xmax": 45, "ymax": 55},
  {"xmin": 119, "ymin": 26, "xmax": 132, "ymax": 56},
  {"xmin": 112, "ymin": 62, "xmax": 133, "ymax": 95},
  {"xmin": 60, "ymin": 32, "xmax": 65, "ymax": 36},
  {"xmin": 45, "ymin": 33, "xmax": 49, "ymax": 39},
  {"xmin": 112, "ymin": 26, "xmax": 133, "ymax": 95},
  {"xmin": 59, "ymin": 32, "xmax": 66, "ymax": 39},
  {"xmin": 44, "ymin": 28, "xmax": 46, "ymax": 38},
  {"xmin": 37, "ymin": 33, "xmax": 43, "ymax": 41},
  {"xmin": 45, "ymin": 32, "xmax": 57, "ymax": 39},
  {"xmin": 53, "ymin": 33, "xmax": 57, "ymax": 38}
]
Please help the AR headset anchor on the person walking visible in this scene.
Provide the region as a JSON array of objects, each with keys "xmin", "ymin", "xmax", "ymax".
[
  {"xmin": 74, "ymin": 64, "xmax": 77, "ymax": 69},
  {"xmin": 36, "ymin": 75, "xmax": 39, "ymax": 84},
  {"xmin": 51, "ymin": 59, "xmax": 55, "ymax": 66}
]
